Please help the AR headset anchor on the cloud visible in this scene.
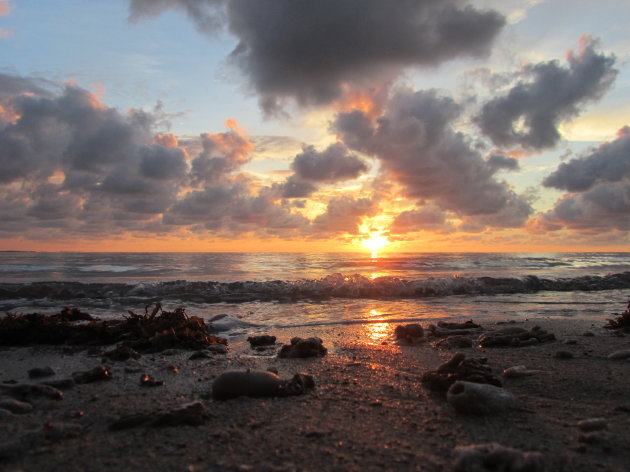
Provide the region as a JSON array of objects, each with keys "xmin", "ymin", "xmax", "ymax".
[
  {"xmin": 311, "ymin": 196, "xmax": 379, "ymax": 236},
  {"xmin": 543, "ymin": 126, "xmax": 630, "ymax": 192},
  {"xmin": 129, "ymin": 0, "xmax": 504, "ymax": 114},
  {"xmin": 0, "ymin": 1, "xmax": 10, "ymax": 17},
  {"xmin": 536, "ymin": 126, "xmax": 630, "ymax": 232},
  {"xmin": 291, "ymin": 143, "xmax": 368, "ymax": 183},
  {"xmin": 390, "ymin": 205, "xmax": 454, "ymax": 234},
  {"xmin": 333, "ymin": 87, "xmax": 533, "ymax": 227},
  {"xmin": 475, "ymin": 35, "xmax": 617, "ymax": 151},
  {"xmin": 128, "ymin": 0, "xmax": 226, "ymax": 34}
]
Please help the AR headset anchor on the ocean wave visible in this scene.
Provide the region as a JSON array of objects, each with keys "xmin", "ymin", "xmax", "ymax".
[{"xmin": 0, "ymin": 272, "xmax": 629, "ymax": 308}]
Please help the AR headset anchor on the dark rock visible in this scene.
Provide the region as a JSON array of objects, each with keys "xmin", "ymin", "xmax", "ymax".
[
  {"xmin": 554, "ymin": 350, "xmax": 574, "ymax": 360},
  {"xmin": 247, "ymin": 335, "xmax": 277, "ymax": 347},
  {"xmin": 394, "ymin": 323, "xmax": 424, "ymax": 342},
  {"xmin": 454, "ymin": 442, "xmax": 544, "ymax": 472},
  {"xmin": 27, "ymin": 366, "xmax": 55, "ymax": 379},
  {"xmin": 438, "ymin": 320, "xmax": 481, "ymax": 330},
  {"xmin": 0, "ymin": 399, "xmax": 33, "ymax": 414},
  {"xmin": 0, "ymin": 383, "xmax": 63, "ymax": 401},
  {"xmin": 479, "ymin": 326, "xmax": 556, "ymax": 348},
  {"xmin": 103, "ymin": 346, "xmax": 140, "ymax": 361},
  {"xmin": 422, "ymin": 353, "xmax": 501, "ymax": 393},
  {"xmin": 72, "ymin": 365, "xmax": 112, "ymax": 384},
  {"xmin": 139, "ymin": 373, "xmax": 164, "ymax": 387},
  {"xmin": 109, "ymin": 401, "xmax": 209, "ymax": 430},
  {"xmin": 188, "ymin": 351, "xmax": 211, "ymax": 360},
  {"xmin": 278, "ymin": 337, "xmax": 327, "ymax": 358},
  {"xmin": 42, "ymin": 377, "xmax": 76, "ymax": 390},
  {"xmin": 212, "ymin": 370, "xmax": 315, "ymax": 400},
  {"xmin": 435, "ymin": 336, "xmax": 473, "ymax": 350}
]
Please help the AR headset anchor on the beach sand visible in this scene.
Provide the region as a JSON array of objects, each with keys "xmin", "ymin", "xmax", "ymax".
[{"xmin": 1, "ymin": 315, "xmax": 630, "ymax": 472}]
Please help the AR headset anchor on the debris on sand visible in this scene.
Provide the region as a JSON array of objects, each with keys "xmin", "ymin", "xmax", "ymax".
[
  {"xmin": 212, "ymin": 370, "xmax": 315, "ymax": 400},
  {"xmin": 394, "ymin": 323, "xmax": 424, "ymax": 343},
  {"xmin": 0, "ymin": 304, "xmax": 227, "ymax": 353},
  {"xmin": 453, "ymin": 442, "xmax": 544, "ymax": 472},
  {"xmin": 278, "ymin": 337, "xmax": 327, "ymax": 358},
  {"xmin": 72, "ymin": 365, "xmax": 112, "ymax": 384},
  {"xmin": 139, "ymin": 373, "xmax": 164, "ymax": 387},
  {"xmin": 108, "ymin": 401, "xmax": 209, "ymax": 430},
  {"xmin": 247, "ymin": 334, "xmax": 277, "ymax": 347},
  {"xmin": 421, "ymin": 353, "xmax": 502, "ymax": 393},
  {"xmin": 478, "ymin": 326, "xmax": 555, "ymax": 348},
  {"xmin": 605, "ymin": 300, "xmax": 630, "ymax": 332},
  {"xmin": 447, "ymin": 381, "xmax": 521, "ymax": 414}
]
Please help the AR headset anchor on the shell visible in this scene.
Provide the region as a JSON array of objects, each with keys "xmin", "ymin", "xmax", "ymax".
[{"xmin": 447, "ymin": 381, "xmax": 520, "ymax": 414}]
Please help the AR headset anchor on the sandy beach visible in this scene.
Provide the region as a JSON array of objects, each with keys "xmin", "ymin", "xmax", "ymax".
[{"xmin": 1, "ymin": 313, "xmax": 630, "ymax": 472}]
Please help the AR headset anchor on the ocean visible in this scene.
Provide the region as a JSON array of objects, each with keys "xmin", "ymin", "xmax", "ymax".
[{"xmin": 1, "ymin": 252, "xmax": 629, "ymax": 337}]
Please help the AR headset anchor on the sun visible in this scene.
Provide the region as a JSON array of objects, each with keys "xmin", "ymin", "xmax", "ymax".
[{"xmin": 362, "ymin": 234, "xmax": 390, "ymax": 252}]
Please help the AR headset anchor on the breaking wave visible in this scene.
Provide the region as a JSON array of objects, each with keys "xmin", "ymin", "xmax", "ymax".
[{"xmin": 1, "ymin": 272, "xmax": 629, "ymax": 308}]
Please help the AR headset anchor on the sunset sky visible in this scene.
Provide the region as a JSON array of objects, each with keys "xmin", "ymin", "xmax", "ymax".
[{"xmin": 0, "ymin": 0, "xmax": 629, "ymax": 252}]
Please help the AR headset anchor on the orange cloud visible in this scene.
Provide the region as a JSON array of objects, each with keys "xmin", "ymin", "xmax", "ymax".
[
  {"xmin": 0, "ymin": 1, "xmax": 10, "ymax": 17},
  {"xmin": 334, "ymin": 83, "xmax": 389, "ymax": 120}
]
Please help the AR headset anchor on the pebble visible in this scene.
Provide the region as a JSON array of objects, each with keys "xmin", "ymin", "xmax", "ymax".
[
  {"xmin": 577, "ymin": 418, "xmax": 607, "ymax": 432},
  {"xmin": 0, "ymin": 383, "xmax": 63, "ymax": 401},
  {"xmin": 27, "ymin": 366, "xmax": 55, "ymax": 378},
  {"xmin": 607, "ymin": 350, "xmax": 630, "ymax": 360},
  {"xmin": 553, "ymin": 350, "xmax": 574, "ymax": 360},
  {"xmin": 582, "ymin": 331, "xmax": 595, "ymax": 337},
  {"xmin": 454, "ymin": 443, "xmax": 545, "ymax": 472},
  {"xmin": 0, "ymin": 398, "xmax": 33, "ymax": 414},
  {"xmin": 502, "ymin": 365, "xmax": 541, "ymax": 378}
]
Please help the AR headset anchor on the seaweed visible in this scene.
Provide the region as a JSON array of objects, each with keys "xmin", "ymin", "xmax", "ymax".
[
  {"xmin": 0, "ymin": 304, "xmax": 227, "ymax": 352},
  {"xmin": 605, "ymin": 299, "xmax": 630, "ymax": 332}
]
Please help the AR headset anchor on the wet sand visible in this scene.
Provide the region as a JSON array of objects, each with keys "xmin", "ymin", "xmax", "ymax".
[{"xmin": 1, "ymin": 315, "xmax": 630, "ymax": 471}]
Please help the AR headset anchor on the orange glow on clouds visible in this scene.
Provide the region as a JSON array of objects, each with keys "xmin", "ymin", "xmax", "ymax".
[{"xmin": 0, "ymin": 1, "xmax": 10, "ymax": 17}]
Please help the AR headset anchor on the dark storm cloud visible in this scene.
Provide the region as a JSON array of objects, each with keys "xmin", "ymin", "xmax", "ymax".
[
  {"xmin": 291, "ymin": 143, "xmax": 368, "ymax": 183},
  {"xmin": 129, "ymin": 0, "xmax": 505, "ymax": 114},
  {"xmin": 311, "ymin": 196, "xmax": 379, "ymax": 236},
  {"xmin": 475, "ymin": 36, "xmax": 617, "ymax": 151},
  {"xmin": 333, "ymin": 88, "xmax": 533, "ymax": 227},
  {"xmin": 543, "ymin": 126, "xmax": 630, "ymax": 192}
]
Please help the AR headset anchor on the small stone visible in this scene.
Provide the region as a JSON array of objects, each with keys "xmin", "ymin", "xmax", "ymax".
[
  {"xmin": 607, "ymin": 350, "xmax": 630, "ymax": 360},
  {"xmin": 103, "ymin": 346, "xmax": 140, "ymax": 361},
  {"xmin": 42, "ymin": 377, "xmax": 76, "ymax": 390},
  {"xmin": 577, "ymin": 418, "xmax": 607, "ymax": 432},
  {"xmin": 454, "ymin": 443, "xmax": 544, "ymax": 472},
  {"xmin": 27, "ymin": 366, "xmax": 55, "ymax": 379},
  {"xmin": 189, "ymin": 351, "xmax": 211, "ymax": 360},
  {"xmin": 278, "ymin": 337, "xmax": 327, "ymax": 358},
  {"xmin": 553, "ymin": 350, "xmax": 574, "ymax": 360},
  {"xmin": 247, "ymin": 335, "xmax": 277, "ymax": 347},
  {"xmin": 206, "ymin": 344, "xmax": 228, "ymax": 355},
  {"xmin": 578, "ymin": 432, "xmax": 604, "ymax": 444},
  {"xmin": 582, "ymin": 331, "xmax": 595, "ymax": 337},
  {"xmin": 0, "ymin": 399, "xmax": 33, "ymax": 414},
  {"xmin": 563, "ymin": 339, "xmax": 578, "ymax": 345},
  {"xmin": 502, "ymin": 365, "xmax": 541, "ymax": 378}
]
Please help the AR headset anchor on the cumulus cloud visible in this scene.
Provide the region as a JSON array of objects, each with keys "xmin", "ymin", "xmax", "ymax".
[
  {"xmin": 475, "ymin": 35, "xmax": 617, "ymax": 151},
  {"xmin": 390, "ymin": 205, "xmax": 454, "ymax": 234},
  {"xmin": 311, "ymin": 196, "xmax": 379, "ymax": 236},
  {"xmin": 291, "ymin": 143, "xmax": 368, "ymax": 183},
  {"xmin": 537, "ymin": 126, "xmax": 630, "ymax": 232},
  {"xmin": 0, "ymin": 74, "xmax": 318, "ymax": 240},
  {"xmin": 129, "ymin": 0, "xmax": 504, "ymax": 114},
  {"xmin": 334, "ymin": 88, "xmax": 533, "ymax": 227},
  {"xmin": 543, "ymin": 126, "xmax": 630, "ymax": 192}
]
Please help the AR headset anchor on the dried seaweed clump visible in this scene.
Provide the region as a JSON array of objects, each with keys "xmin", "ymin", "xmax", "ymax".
[
  {"xmin": 605, "ymin": 299, "xmax": 630, "ymax": 332},
  {"xmin": 0, "ymin": 304, "xmax": 226, "ymax": 352}
]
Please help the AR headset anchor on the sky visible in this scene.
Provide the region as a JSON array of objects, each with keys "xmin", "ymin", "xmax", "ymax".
[{"xmin": 0, "ymin": 0, "xmax": 629, "ymax": 253}]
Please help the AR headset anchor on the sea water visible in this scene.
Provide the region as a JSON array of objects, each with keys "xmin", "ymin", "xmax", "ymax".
[{"xmin": 1, "ymin": 252, "xmax": 629, "ymax": 335}]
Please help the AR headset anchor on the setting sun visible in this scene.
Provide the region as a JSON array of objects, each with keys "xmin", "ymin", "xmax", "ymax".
[{"xmin": 362, "ymin": 234, "xmax": 390, "ymax": 252}]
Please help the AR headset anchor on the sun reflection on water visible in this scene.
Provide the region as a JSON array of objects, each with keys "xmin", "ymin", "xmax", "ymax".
[{"xmin": 361, "ymin": 308, "xmax": 392, "ymax": 344}]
